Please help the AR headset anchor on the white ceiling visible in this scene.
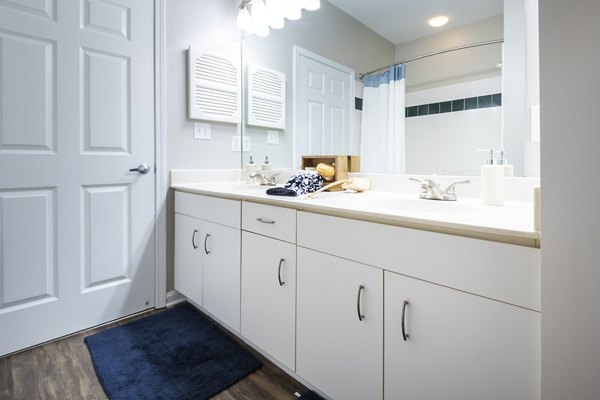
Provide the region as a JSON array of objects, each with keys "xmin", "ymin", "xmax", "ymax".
[{"xmin": 326, "ymin": 0, "xmax": 503, "ymax": 45}]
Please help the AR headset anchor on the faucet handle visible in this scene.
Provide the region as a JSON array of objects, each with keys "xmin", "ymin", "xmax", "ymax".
[
  {"xmin": 265, "ymin": 172, "xmax": 280, "ymax": 185},
  {"xmin": 444, "ymin": 180, "xmax": 471, "ymax": 201}
]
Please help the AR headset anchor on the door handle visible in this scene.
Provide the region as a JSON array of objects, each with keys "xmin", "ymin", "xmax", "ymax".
[
  {"xmin": 356, "ymin": 285, "xmax": 365, "ymax": 321},
  {"xmin": 277, "ymin": 258, "xmax": 285, "ymax": 286},
  {"xmin": 191, "ymin": 229, "xmax": 199, "ymax": 249},
  {"xmin": 129, "ymin": 163, "xmax": 150, "ymax": 174},
  {"xmin": 204, "ymin": 234, "xmax": 211, "ymax": 255},
  {"xmin": 401, "ymin": 300, "xmax": 410, "ymax": 341}
]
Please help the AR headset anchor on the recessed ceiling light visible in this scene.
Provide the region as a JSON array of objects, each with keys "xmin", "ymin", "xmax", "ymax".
[{"xmin": 429, "ymin": 16, "xmax": 449, "ymax": 28}]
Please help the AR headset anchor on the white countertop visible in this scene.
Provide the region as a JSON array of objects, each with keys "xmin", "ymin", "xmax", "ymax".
[{"xmin": 171, "ymin": 180, "xmax": 540, "ymax": 248}]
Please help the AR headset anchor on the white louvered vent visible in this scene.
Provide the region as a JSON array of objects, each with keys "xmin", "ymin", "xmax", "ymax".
[
  {"xmin": 188, "ymin": 47, "xmax": 240, "ymax": 123},
  {"xmin": 247, "ymin": 64, "xmax": 286, "ymax": 129}
]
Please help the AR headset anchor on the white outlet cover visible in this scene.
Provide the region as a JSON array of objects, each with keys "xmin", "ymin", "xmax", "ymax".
[
  {"xmin": 267, "ymin": 130, "xmax": 279, "ymax": 144},
  {"xmin": 242, "ymin": 136, "xmax": 252, "ymax": 151},
  {"xmin": 231, "ymin": 135, "xmax": 241, "ymax": 152},
  {"xmin": 194, "ymin": 122, "xmax": 211, "ymax": 140}
]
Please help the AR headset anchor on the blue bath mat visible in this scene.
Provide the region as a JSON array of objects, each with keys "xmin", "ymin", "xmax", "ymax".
[
  {"xmin": 85, "ymin": 303, "xmax": 261, "ymax": 400},
  {"xmin": 298, "ymin": 390, "xmax": 326, "ymax": 400}
]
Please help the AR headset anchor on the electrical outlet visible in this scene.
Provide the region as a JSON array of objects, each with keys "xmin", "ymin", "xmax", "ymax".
[
  {"xmin": 267, "ymin": 130, "xmax": 279, "ymax": 144},
  {"xmin": 231, "ymin": 135, "xmax": 241, "ymax": 151},
  {"xmin": 242, "ymin": 136, "xmax": 251, "ymax": 151},
  {"xmin": 193, "ymin": 122, "xmax": 211, "ymax": 140}
]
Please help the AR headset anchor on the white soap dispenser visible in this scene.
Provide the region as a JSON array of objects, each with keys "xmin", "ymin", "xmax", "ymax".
[
  {"xmin": 245, "ymin": 155, "xmax": 257, "ymax": 184},
  {"xmin": 480, "ymin": 148, "xmax": 505, "ymax": 206},
  {"xmin": 497, "ymin": 149, "xmax": 514, "ymax": 177},
  {"xmin": 261, "ymin": 155, "xmax": 272, "ymax": 171}
]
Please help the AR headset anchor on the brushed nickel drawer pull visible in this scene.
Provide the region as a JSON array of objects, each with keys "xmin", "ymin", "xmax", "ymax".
[
  {"xmin": 401, "ymin": 300, "xmax": 410, "ymax": 341},
  {"xmin": 204, "ymin": 234, "xmax": 211, "ymax": 255},
  {"xmin": 256, "ymin": 218, "xmax": 275, "ymax": 224},
  {"xmin": 191, "ymin": 230, "xmax": 199, "ymax": 249},
  {"xmin": 277, "ymin": 258, "xmax": 285, "ymax": 286},
  {"xmin": 357, "ymin": 285, "xmax": 365, "ymax": 321}
]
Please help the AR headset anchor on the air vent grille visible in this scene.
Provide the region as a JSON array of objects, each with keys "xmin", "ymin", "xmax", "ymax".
[{"xmin": 188, "ymin": 47, "xmax": 240, "ymax": 123}]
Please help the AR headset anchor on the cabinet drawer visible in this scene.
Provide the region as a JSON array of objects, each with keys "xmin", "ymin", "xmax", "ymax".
[
  {"xmin": 175, "ymin": 191, "xmax": 240, "ymax": 229},
  {"xmin": 242, "ymin": 202, "xmax": 296, "ymax": 243},
  {"xmin": 297, "ymin": 211, "xmax": 540, "ymax": 311}
]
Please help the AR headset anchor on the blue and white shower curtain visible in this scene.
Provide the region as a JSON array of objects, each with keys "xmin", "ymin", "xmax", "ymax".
[{"xmin": 360, "ymin": 65, "xmax": 406, "ymax": 173}]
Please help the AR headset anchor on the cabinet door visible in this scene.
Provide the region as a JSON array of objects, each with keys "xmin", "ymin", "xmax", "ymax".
[
  {"xmin": 385, "ymin": 271, "xmax": 540, "ymax": 400},
  {"xmin": 202, "ymin": 221, "xmax": 241, "ymax": 332},
  {"xmin": 174, "ymin": 213, "xmax": 203, "ymax": 306},
  {"xmin": 297, "ymin": 248, "xmax": 383, "ymax": 400},
  {"xmin": 241, "ymin": 232, "xmax": 296, "ymax": 370}
]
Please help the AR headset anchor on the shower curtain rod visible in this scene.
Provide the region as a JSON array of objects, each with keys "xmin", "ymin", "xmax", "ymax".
[{"xmin": 358, "ymin": 39, "xmax": 504, "ymax": 79}]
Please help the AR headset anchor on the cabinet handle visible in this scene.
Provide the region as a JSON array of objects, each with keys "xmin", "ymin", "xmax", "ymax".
[
  {"xmin": 277, "ymin": 258, "xmax": 285, "ymax": 286},
  {"xmin": 256, "ymin": 217, "xmax": 275, "ymax": 224},
  {"xmin": 204, "ymin": 234, "xmax": 211, "ymax": 255},
  {"xmin": 356, "ymin": 285, "xmax": 365, "ymax": 321},
  {"xmin": 401, "ymin": 300, "xmax": 410, "ymax": 341},
  {"xmin": 191, "ymin": 230, "xmax": 199, "ymax": 249}
]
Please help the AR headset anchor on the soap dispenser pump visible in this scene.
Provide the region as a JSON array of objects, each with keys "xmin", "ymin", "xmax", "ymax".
[
  {"xmin": 496, "ymin": 149, "xmax": 514, "ymax": 177},
  {"xmin": 480, "ymin": 148, "xmax": 505, "ymax": 206},
  {"xmin": 261, "ymin": 156, "xmax": 272, "ymax": 171},
  {"xmin": 245, "ymin": 155, "xmax": 256, "ymax": 184}
]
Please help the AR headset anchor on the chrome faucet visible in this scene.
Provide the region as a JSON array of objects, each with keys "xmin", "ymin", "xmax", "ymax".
[
  {"xmin": 409, "ymin": 177, "xmax": 470, "ymax": 201},
  {"xmin": 250, "ymin": 171, "xmax": 280, "ymax": 186}
]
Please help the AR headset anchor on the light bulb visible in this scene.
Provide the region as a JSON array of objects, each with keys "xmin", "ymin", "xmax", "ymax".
[
  {"xmin": 266, "ymin": 0, "xmax": 285, "ymax": 29},
  {"xmin": 305, "ymin": 0, "xmax": 320, "ymax": 11},
  {"xmin": 251, "ymin": 0, "xmax": 268, "ymax": 25},
  {"xmin": 236, "ymin": 4, "xmax": 252, "ymax": 30},
  {"xmin": 428, "ymin": 16, "xmax": 449, "ymax": 28},
  {"xmin": 283, "ymin": 0, "xmax": 301, "ymax": 20}
]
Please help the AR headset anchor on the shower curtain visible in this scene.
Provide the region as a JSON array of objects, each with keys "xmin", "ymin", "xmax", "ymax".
[{"xmin": 360, "ymin": 65, "xmax": 406, "ymax": 173}]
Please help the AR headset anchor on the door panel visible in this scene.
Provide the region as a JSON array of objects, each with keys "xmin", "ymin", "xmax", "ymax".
[
  {"xmin": 296, "ymin": 49, "xmax": 354, "ymax": 161},
  {"xmin": 0, "ymin": 0, "xmax": 155, "ymax": 356},
  {"xmin": 203, "ymin": 221, "xmax": 241, "ymax": 332},
  {"xmin": 0, "ymin": 189, "xmax": 56, "ymax": 307}
]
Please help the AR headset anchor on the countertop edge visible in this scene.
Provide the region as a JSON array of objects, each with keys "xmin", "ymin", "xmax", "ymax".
[{"xmin": 172, "ymin": 184, "xmax": 540, "ymax": 249}]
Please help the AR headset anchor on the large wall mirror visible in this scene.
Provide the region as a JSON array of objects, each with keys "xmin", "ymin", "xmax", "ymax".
[{"xmin": 240, "ymin": 0, "xmax": 538, "ymax": 177}]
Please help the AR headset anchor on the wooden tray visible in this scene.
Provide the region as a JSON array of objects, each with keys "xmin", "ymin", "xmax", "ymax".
[{"xmin": 301, "ymin": 155, "xmax": 361, "ymax": 191}]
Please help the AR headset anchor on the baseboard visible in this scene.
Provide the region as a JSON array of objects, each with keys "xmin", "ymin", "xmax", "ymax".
[{"xmin": 165, "ymin": 290, "xmax": 186, "ymax": 308}]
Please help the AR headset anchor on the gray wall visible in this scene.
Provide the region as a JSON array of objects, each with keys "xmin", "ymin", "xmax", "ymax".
[
  {"xmin": 165, "ymin": 0, "xmax": 241, "ymax": 291},
  {"xmin": 540, "ymin": 0, "xmax": 600, "ymax": 398},
  {"xmin": 242, "ymin": 0, "xmax": 395, "ymax": 169}
]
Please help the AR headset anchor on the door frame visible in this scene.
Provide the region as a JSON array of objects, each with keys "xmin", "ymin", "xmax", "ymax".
[
  {"xmin": 154, "ymin": 0, "xmax": 167, "ymax": 308},
  {"xmin": 292, "ymin": 45, "xmax": 355, "ymax": 168}
]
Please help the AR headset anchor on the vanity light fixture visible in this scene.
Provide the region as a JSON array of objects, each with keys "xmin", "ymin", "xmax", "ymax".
[
  {"xmin": 236, "ymin": 1, "xmax": 253, "ymax": 31},
  {"xmin": 428, "ymin": 15, "xmax": 449, "ymax": 28},
  {"xmin": 237, "ymin": 0, "xmax": 320, "ymax": 36}
]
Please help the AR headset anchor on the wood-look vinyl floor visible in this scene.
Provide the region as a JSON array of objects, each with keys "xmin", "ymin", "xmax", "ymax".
[{"xmin": 0, "ymin": 306, "xmax": 306, "ymax": 400}]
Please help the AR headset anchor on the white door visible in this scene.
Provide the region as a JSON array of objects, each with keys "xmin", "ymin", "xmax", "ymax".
[
  {"xmin": 202, "ymin": 220, "xmax": 241, "ymax": 332},
  {"xmin": 0, "ymin": 0, "xmax": 155, "ymax": 356},
  {"xmin": 294, "ymin": 47, "xmax": 355, "ymax": 165},
  {"xmin": 384, "ymin": 270, "xmax": 541, "ymax": 400},
  {"xmin": 241, "ymin": 231, "xmax": 296, "ymax": 370},
  {"xmin": 174, "ymin": 213, "xmax": 203, "ymax": 306},
  {"xmin": 296, "ymin": 247, "xmax": 383, "ymax": 400}
]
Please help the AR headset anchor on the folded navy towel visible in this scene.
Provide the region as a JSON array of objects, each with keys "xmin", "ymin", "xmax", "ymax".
[
  {"xmin": 266, "ymin": 173, "xmax": 324, "ymax": 196},
  {"xmin": 266, "ymin": 187, "xmax": 298, "ymax": 196}
]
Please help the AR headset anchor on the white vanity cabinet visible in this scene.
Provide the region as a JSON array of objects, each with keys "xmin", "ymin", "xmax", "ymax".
[
  {"xmin": 297, "ymin": 211, "xmax": 541, "ymax": 400},
  {"xmin": 384, "ymin": 270, "xmax": 540, "ymax": 400},
  {"xmin": 296, "ymin": 247, "xmax": 384, "ymax": 400},
  {"xmin": 174, "ymin": 213, "xmax": 203, "ymax": 306},
  {"xmin": 174, "ymin": 191, "xmax": 241, "ymax": 332},
  {"xmin": 241, "ymin": 202, "xmax": 297, "ymax": 370}
]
